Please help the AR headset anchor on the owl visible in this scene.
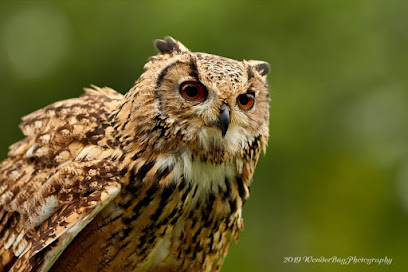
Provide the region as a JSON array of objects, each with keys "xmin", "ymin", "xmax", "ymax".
[{"xmin": 0, "ymin": 37, "xmax": 270, "ymax": 272}]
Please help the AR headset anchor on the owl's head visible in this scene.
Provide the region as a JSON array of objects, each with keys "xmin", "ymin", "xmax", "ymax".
[{"xmin": 118, "ymin": 37, "xmax": 270, "ymax": 163}]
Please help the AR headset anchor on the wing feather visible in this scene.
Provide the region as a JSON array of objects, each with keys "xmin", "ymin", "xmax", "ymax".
[{"xmin": 0, "ymin": 86, "xmax": 124, "ymax": 271}]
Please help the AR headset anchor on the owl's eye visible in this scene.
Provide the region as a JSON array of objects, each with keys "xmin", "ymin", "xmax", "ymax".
[
  {"xmin": 179, "ymin": 81, "xmax": 207, "ymax": 101},
  {"xmin": 237, "ymin": 91, "xmax": 255, "ymax": 111}
]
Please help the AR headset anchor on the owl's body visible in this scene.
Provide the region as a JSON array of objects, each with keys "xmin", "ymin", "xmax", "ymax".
[{"xmin": 0, "ymin": 37, "xmax": 270, "ymax": 272}]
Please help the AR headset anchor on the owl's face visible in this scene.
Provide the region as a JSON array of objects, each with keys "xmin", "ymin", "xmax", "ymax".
[{"xmin": 141, "ymin": 37, "xmax": 270, "ymax": 161}]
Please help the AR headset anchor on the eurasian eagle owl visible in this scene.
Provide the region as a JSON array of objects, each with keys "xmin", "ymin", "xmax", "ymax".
[{"xmin": 0, "ymin": 37, "xmax": 270, "ymax": 272}]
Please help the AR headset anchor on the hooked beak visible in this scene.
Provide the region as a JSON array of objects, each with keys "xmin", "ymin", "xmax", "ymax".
[{"xmin": 215, "ymin": 104, "xmax": 230, "ymax": 137}]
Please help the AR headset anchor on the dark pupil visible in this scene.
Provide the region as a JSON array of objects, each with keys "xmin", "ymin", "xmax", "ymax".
[
  {"xmin": 185, "ymin": 85, "xmax": 199, "ymax": 97},
  {"xmin": 239, "ymin": 94, "xmax": 249, "ymax": 105}
]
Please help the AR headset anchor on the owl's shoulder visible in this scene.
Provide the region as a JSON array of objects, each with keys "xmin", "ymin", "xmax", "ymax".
[{"xmin": 19, "ymin": 86, "xmax": 121, "ymax": 141}]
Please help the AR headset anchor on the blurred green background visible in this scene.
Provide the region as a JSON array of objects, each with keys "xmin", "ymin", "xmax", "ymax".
[{"xmin": 1, "ymin": 0, "xmax": 407, "ymax": 271}]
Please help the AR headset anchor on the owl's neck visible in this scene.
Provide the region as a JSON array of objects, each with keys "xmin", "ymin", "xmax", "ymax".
[
  {"xmin": 159, "ymin": 149, "xmax": 248, "ymax": 200},
  {"xmin": 112, "ymin": 147, "xmax": 248, "ymax": 236},
  {"xmin": 115, "ymin": 146, "xmax": 249, "ymax": 202}
]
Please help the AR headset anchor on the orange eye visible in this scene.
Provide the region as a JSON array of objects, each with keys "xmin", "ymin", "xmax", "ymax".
[
  {"xmin": 179, "ymin": 81, "xmax": 207, "ymax": 101},
  {"xmin": 237, "ymin": 92, "xmax": 255, "ymax": 110}
]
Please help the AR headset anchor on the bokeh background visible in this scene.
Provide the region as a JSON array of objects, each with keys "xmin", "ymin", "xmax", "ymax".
[{"xmin": 1, "ymin": 1, "xmax": 407, "ymax": 271}]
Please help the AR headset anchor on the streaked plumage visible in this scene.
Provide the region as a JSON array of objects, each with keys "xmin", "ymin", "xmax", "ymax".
[{"xmin": 0, "ymin": 37, "xmax": 270, "ymax": 271}]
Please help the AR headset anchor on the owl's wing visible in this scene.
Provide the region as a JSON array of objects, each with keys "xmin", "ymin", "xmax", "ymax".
[
  {"xmin": 0, "ymin": 86, "xmax": 124, "ymax": 271},
  {"xmin": 0, "ymin": 160, "xmax": 121, "ymax": 272}
]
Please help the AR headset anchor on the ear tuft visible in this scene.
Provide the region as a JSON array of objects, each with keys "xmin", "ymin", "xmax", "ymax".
[
  {"xmin": 154, "ymin": 36, "xmax": 190, "ymax": 54},
  {"xmin": 247, "ymin": 60, "xmax": 270, "ymax": 76}
]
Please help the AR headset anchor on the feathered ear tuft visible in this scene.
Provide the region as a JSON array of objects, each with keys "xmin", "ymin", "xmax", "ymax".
[
  {"xmin": 154, "ymin": 36, "xmax": 190, "ymax": 54},
  {"xmin": 247, "ymin": 60, "xmax": 270, "ymax": 77}
]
